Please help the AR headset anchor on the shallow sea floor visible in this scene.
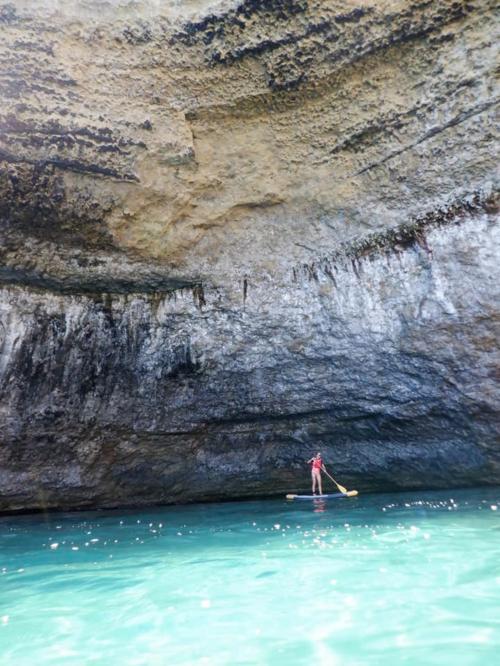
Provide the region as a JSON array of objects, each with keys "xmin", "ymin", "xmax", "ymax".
[{"xmin": 1, "ymin": 487, "xmax": 499, "ymax": 665}]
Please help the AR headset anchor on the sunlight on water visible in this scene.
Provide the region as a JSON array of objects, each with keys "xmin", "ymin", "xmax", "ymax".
[{"xmin": 1, "ymin": 488, "xmax": 499, "ymax": 665}]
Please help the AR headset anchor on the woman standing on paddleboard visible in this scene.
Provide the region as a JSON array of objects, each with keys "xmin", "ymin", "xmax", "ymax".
[{"xmin": 307, "ymin": 452, "xmax": 326, "ymax": 495}]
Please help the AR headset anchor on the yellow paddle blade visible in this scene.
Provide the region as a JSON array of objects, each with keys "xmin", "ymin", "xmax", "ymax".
[
  {"xmin": 345, "ymin": 490, "xmax": 358, "ymax": 497},
  {"xmin": 337, "ymin": 484, "xmax": 348, "ymax": 494},
  {"xmin": 286, "ymin": 494, "xmax": 297, "ymax": 500}
]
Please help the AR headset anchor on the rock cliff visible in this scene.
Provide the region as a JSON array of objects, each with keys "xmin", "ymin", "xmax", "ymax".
[{"xmin": 0, "ymin": 0, "xmax": 498, "ymax": 510}]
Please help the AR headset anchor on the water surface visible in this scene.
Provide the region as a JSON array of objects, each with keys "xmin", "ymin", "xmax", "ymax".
[{"xmin": 1, "ymin": 488, "xmax": 499, "ymax": 665}]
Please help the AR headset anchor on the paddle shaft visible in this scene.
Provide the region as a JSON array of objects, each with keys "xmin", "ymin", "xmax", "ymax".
[{"xmin": 323, "ymin": 468, "xmax": 347, "ymax": 495}]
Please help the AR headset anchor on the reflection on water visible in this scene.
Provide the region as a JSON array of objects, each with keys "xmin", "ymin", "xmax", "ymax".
[
  {"xmin": 1, "ymin": 487, "xmax": 499, "ymax": 665},
  {"xmin": 312, "ymin": 498, "xmax": 327, "ymax": 513}
]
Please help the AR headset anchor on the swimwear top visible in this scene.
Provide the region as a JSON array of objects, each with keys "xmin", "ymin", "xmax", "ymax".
[{"xmin": 312, "ymin": 458, "xmax": 323, "ymax": 470}]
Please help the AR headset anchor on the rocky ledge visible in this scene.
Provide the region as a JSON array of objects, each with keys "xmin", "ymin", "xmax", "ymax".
[{"xmin": 0, "ymin": 0, "xmax": 498, "ymax": 511}]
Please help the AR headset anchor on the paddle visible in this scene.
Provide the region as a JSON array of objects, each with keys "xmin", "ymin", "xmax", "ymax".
[{"xmin": 323, "ymin": 468, "xmax": 358, "ymax": 497}]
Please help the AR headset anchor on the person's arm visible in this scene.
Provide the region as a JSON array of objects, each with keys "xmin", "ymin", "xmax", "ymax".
[{"xmin": 307, "ymin": 457, "xmax": 314, "ymax": 464}]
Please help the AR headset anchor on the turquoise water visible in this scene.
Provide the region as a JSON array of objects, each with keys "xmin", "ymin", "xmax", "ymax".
[{"xmin": 1, "ymin": 488, "xmax": 499, "ymax": 665}]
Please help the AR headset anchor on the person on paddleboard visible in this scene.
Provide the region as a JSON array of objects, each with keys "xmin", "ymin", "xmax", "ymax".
[{"xmin": 307, "ymin": 452, "xmax": 326, "ymax": 495}]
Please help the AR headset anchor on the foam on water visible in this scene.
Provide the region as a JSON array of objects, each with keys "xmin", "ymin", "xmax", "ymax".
[{"xmin": 1, "ymin": 488, "xmax": 499, "ymax": 665}]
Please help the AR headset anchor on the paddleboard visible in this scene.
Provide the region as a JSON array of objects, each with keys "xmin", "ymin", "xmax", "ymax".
[{"xmin": 286, "ymin": 492, "xmax": 347, "ymax": 500}]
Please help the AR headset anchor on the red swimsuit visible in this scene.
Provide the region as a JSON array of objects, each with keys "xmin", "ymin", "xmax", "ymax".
[{"xmin": 312, "ymin": 458, "xmax": 323, "ymax": 471}]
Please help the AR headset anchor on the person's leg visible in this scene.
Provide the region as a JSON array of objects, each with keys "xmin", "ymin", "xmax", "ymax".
[
  {"xmin": 311, "ymin": 470, "xmax": 316, "ymax": 494},
  {"xmin": 313, "ymin": 470, "xmax": 321, "ymax": 494}
]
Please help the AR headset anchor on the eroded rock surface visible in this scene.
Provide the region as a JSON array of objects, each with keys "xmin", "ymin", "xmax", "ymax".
[{"xmin": 0, "ymin": 0, "xmax": 498, "ymax": 510}]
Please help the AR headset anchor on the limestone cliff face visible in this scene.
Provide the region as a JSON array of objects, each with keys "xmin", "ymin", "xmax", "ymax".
[{"xmin": 0, "ymin": 0, "xmax": 498, "ymax": 510}]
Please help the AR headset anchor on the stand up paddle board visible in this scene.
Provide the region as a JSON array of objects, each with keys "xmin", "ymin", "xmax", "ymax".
[{"xmin": 286, "ymin": 491, "xmax": 358, "ymax": 500}]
